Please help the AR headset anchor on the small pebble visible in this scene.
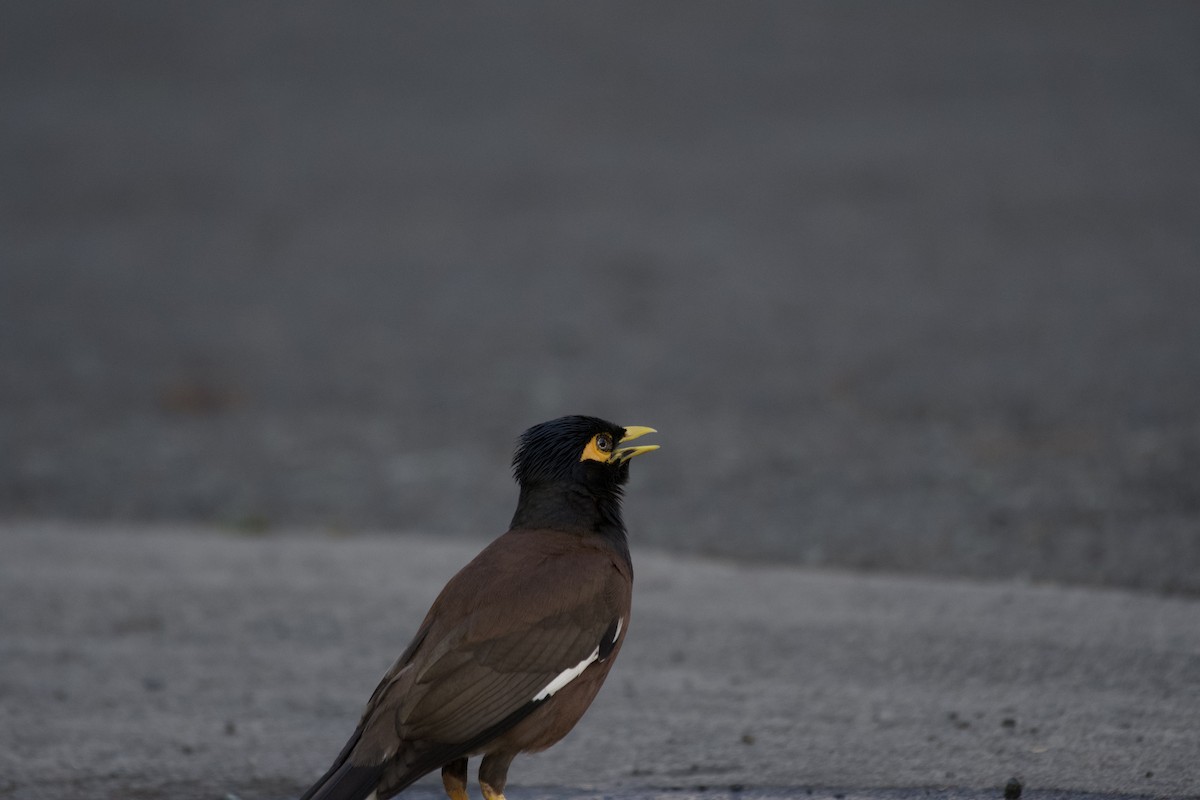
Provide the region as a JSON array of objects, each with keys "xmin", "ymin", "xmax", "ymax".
[{"xmin": 1004, "ymin": 777, "xmax": 1023, "ymax": 799}]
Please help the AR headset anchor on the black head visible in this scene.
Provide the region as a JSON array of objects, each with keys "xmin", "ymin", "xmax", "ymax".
[{"xmin": 512, "ymin": 415, "xmax": 658, "ymax": 491}]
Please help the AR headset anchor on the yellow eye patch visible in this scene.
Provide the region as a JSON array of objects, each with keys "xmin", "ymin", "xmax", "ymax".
[{"xmin": 579, "ymin": 433, "xmax": 614, "ymax": 462}]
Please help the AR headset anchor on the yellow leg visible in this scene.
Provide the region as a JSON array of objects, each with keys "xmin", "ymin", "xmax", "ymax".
[
  {"xmin": 480, "ymin": 782, "xmax": 506, "ymax": 800},
  {"xmin": 479, "ymin": 751, "xmax": 514, "ymax": 800},
  {"xmin": 442, "ymin": 758, "xmax": 470, "ymax": 800}
]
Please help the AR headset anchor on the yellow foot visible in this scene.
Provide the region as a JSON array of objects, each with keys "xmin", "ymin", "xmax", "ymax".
[
  {"xmin": 481, "ymin": 781, "xmax": 507, "ymax": 800},
  {"xmin": 442, "ymin": 760, "xmax": 469, "ymax": 800}
]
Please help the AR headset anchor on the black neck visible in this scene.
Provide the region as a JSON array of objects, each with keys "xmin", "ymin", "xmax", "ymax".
[{"xmin": 509, "ymin": 481, "xmax": 630, "ymax": 559}]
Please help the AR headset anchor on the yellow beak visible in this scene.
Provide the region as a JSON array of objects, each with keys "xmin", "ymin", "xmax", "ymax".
[{"xmin": 613, "ymin": 426, "xmax": 659, "ymax": 463}]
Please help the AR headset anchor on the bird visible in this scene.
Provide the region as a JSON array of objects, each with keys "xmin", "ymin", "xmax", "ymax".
[{"xmin": 298, "ymin": 415, "xmax": 658, "ymax": 800}]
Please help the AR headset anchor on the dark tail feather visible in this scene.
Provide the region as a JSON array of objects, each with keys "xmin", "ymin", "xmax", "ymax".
[
  {"xmin": 300, "ymin": 760, "xmax": 386, "ymax": 800},
  {"xmin": 300, "ymin": 725, "xmax": 384, "ymax": 800}
]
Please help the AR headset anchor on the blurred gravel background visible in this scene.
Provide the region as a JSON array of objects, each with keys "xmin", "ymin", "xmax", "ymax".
[{"xmin": 3, "ymin": 2, "xmax": 1200, "ymax": 592}]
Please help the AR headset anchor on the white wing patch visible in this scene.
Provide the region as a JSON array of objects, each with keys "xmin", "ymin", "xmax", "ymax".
[
  {"xmin": 534, "ymin": 646, "xmax": 600, "ymax": 701},
  {"xmin": 532, "ymin": 617, "xmax": 624, "ymax": 701}
]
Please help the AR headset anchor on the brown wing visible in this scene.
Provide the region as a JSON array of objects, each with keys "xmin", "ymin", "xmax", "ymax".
[{"xmin": 351, "ymin": 529, "xmax": 631, "ymax": 763}]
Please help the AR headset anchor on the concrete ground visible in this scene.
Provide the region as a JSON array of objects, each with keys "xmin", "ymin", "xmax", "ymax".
[
  {"xmin": 3, "ymin": 5, "xmax": 1199, "ymax": 798},
  {"xmin": 2, "ymin": 521, "xmax": 1197, "ymax": 799}
]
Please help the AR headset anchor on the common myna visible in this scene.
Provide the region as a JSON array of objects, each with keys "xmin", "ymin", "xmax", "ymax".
[{"xmin": 299, "ymin": 415, "xmax": 658, "ymax": 800}]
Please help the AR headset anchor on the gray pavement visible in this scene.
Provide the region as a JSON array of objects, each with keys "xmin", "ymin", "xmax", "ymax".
[
  {"xmin": 3, "ymin": 522, "xmax": 1198, "ymax": 799},
  {"xmin": 3, "ymin": 3, "xmax": 1200, "ymax": 594},
  {"xmin": 3, "ymin": 6, "xmax": 1200, "ymax": 797}
]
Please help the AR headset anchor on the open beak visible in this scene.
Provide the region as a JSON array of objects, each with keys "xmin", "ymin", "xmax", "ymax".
[{"xmin": 612, "ymin": 426, "xmax": 659, "ymax": 464}]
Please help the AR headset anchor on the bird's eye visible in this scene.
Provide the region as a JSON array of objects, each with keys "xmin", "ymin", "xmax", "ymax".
[{"xmin": 595, "ymin": 433, "xmax": 613, "ymax": 452}]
